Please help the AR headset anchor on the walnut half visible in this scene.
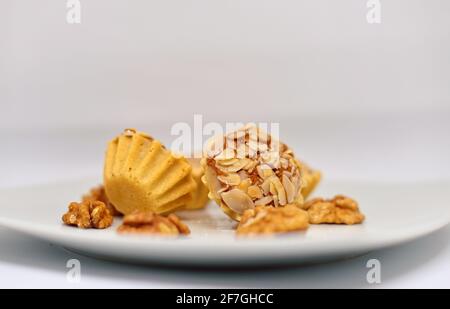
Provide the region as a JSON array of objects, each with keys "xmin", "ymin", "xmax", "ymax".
[
  {"xmin": 236, "ymin": 205, "xmax": 309, "ymax": 236},
  {"xmin": 62, "ymin": 200, "xmax": 113, "ymax": 229},
  {"xmin": 82, "ymin": 185, "xmax": 122, "ymax": 216},
  {"xmin": 117, "ymin": 211, "xmax": 190, "ymax": 236},
  {"xmin": 304, "ymin": 195, "xmax": 365, "ymax": 225}
]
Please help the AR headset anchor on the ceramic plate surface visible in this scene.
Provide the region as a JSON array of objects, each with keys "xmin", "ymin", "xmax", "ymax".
[{"xmin": 0, "ymin": 178, "xmax": 449, "ymax": 266}]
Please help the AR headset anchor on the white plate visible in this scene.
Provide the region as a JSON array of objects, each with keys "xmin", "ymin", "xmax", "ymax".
[{"xmin": 0, "ymin": 178, "xmax": 449, "ymax": 267}]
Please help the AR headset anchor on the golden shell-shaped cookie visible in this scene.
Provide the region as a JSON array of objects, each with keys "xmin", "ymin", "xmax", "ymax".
[
  {"xmin": 104, "ymin": 129, "xmax": 197, "ymax": 215},
  {"xmin": 299, "ymin": 161, "xmax": 321, "ymax": 199},
  {"xmin": 180, "ymin": 158, "xmax": 209, "ymax": 210}
]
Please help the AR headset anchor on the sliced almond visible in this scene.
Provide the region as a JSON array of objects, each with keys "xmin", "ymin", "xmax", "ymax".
[
  {"xmin": 215, "ymin": 148, "xmax": 235, "ymax": 161},
  {"xmin": 249, "ymin": 141, "xmax": 268, "ymax": 153},
  {"xmin": 263, "ymin": 168, "xmax": 274, "ymax": 178},
  {"xmin": 254, "ymin": 196, "xmax": 273, "ymax": 206},
  {"xmin": 217, "ymin": 185, "xmax": 229, "ymax": 194},
  {"xmin": 271, "ymin": 176, "xmax": 287, "ymax": 206},
  {"xmin": 291, "ymin": 175, "xmax": 300, "ymax": 192},
  {"xmin": 273, "ymin": 195, "xmax": 279, "ymax": 207},
  {"xmin": 247, "ymin": 185, "xmax": 263, "ymax": 199},
  {"xmin": 283, "ymin": 170, "xmax": 292, "ymax": 178},
  {"xmin": 218, "ymin": 173, "xmax": 241, "ymax": 186},
  {"xmin": 217, "ymin": 158, "xmax": 250, "ymax": 173},
  {"xmin": 217, "ymin": 158, "xmax": 239, "ymax": 166},
  {"xmin": 205, "ymin": 135, "xmax": 225, "ymax": 157},
  {"xmin": 270, "ymin": 139, "xmax": 282, "ymax": 152},
  {"xmin": 236, "ymin": 143, "xmax": 254, "ymax": 159},
  {"xmin": 269, "ymin": 181, "xmax": 277, "ymax": 196},
  {"xmin": 123, "ymin": 128, "xmax": 137, "ymax": 136},
  {"xmin": 248, "ymin": 128, "xmax": 269, "ymax": 143},
  {"xmin": 284, "ymin": 148, "xmax": 294, "ymax": 155},
  {"xmin": 261, "ymin": 178, "xmax": 271, "ymax": 195},
  {"xmin": 243, "ymin": 160, "xmax": 258, "ymax": 172},
  {"xmin": 204, "ymin": 166, "xmax": 223, "ymax": 198},
  {"xmin": 257, "ymin": 164, "xmax": 273, "ymax": 179},
  {"xmin": 247, "ymin": 139, "xmax": 259, "ymax": 153},
  {"xmin": 226, "ymin": 130, "xmax": 245, "ymax": 143},
  {"xmin": 280, "ymin": 158, "xmax": 289, "ymax": 169},
  {"xmin": 282, "ymin": 174, "xmax": 296, "ymax": 203},
  {"xmin": 221, "ymin": 189, "xmax": 255, "ymax": 214},
  {"xmin": 238, "ymin": 178, "xmax": 252, "ymax": 191},
  {"xmin": 261, "ymin": 151, "xmax": 280, "ymax": 169},
  {"xmin": 238, "ymin": 170, "xmax": 249, "ymax": 180}
]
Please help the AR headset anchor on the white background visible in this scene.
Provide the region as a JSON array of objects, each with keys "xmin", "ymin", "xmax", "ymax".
[
  {"xmin": 1, "ymin": 0, "xmax": 449, "ymax": 288},
  {"xmin": 1, "ymin": 0, "xmax": 450, "ymax": 128}
]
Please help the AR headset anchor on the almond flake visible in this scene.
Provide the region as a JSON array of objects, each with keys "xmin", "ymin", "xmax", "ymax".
[
  {"xmin": 271, "ymin": 176, "xmax": 287, "ymax": 205},
  {"xmin": 218, "ymin": 173, "xmax": 241, "ymax": 186},
  {"xmin": 221, "ymin": 189, "xmax": 255, "ymax": 214},
  {"xmin": 217, "ymin": 158, "xmax": 250, "ymax": 173},
  {"xmin": 247, "ymin": 185, "xmax": 263, "ymax": 199},
  {"xmin": 254, "ymin": 196, "xmax": 273, "ymax": 206},
  {"xmin": 261, "ymin": 178, "xmax": 271, "ymax": 195},
  {"xmin": 215, "ymin": 148, "xmax": 235, "ymax": 161},
  {"xmin": 217, "ymin": 158, "xmax": 239, "ymax": 166},
  {"xmin": 238, "ymin": 178, "xmax": 252, "ymax": 191},
  {"xmin": 282, "ymin": 174, "xmax": 296, "ymax": 203}
]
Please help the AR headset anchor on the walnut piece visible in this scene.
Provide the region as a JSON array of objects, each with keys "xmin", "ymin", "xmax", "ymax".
[
  {"xmin": 82, "ymin": 185, "xmax": 121, "ymax": 216},
  {"xmin": 117, "ymin": 211, "xmax": 190, "ymax": 236},
  {"xmin": 62, "ymin": 200, "xmax": 113, "ymax": 229},
  {"xmin": 236, "ymin": 205, "xmax": 309, "ymax": 236},
  {"xmin": 304, "ymin": 195, "xmax": 365, "ymax": 225}
]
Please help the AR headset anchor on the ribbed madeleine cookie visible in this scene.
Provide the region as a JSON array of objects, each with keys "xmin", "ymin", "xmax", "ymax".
[
  {"xmin": 104, "ymin": 129, "xmax": 197, "ymax": 215},
  {"xmin": 180, "ymin": 158, "xmax": 209, "ymax": 210},
  {"xmin": 299, "ymin": 162, "xmax": 321, "ymax": 199}
]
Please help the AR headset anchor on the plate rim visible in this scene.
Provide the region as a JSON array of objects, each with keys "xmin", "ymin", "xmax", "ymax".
[{"xmin": 1, "ymin": 179, "xmax": 450, "ymax": 265}]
